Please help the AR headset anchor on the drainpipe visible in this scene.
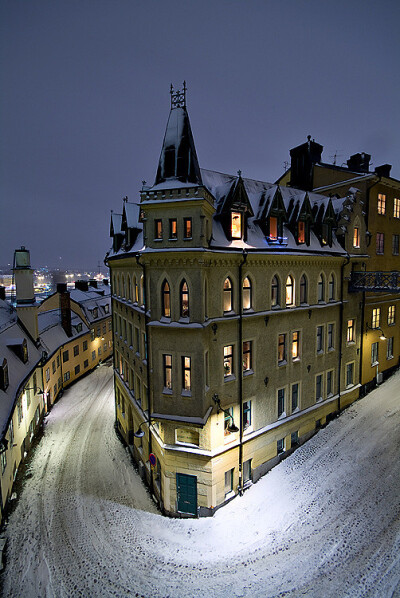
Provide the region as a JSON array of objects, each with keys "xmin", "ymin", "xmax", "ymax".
[
  {"xmin": 105, "ymin": 256, "xmax": 118, "ymax": 425},
  {"xmin": 238, "ymin": 248, "xmax": 248, "ymax": 496},
  {"xmin": 338, "ymin": 253, "xmax": 350, "ymax": 412},
  {"xmin": 135, "ymin": 253, "xmax": 153, "ymax": 496}
]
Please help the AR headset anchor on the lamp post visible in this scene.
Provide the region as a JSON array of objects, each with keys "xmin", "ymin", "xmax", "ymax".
[{"xmin": 212, "ymin": 394, "xmax": 239, "ymax": 433}]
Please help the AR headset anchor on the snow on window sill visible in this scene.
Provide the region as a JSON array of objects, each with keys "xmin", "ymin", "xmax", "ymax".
[
  {"xmin": 278, "ymin": 360, "xmax": 287, "ymax": 367},
  {"xmin": 175, "ymin": 440, "xmax": 199, "ymax": 449},
  {"xmin": 224, "ymin": 490, "xmax": 235, "ymax": 501},
  {"xmin": 153, "ymin": 238, "xmax": 163, "ymax": 242},
  {"xmin": 243, "ymin": 425, "xmax": 253, "ymax": 435},
  {"xmin": 371, "ymin": 361, "xmax": 379, "ymax": 367},
  {"xmin": 163, "ymin": 387, "xmax": 172, "ymax": 395},
  {"xmin": 181, "ymin": 389, "xmax": 192, "ymax": 397},
  {"xmin": 168, "ymin": 238, "xmax": 178, "ymax": 241},
  {"xmin": 292, "ymin": 406, "xmax": 299, "ymax": 414},
  {"xmin": 160, "ymin": 316, "xmax": 171, "ymax": 323},
  {"xmin": 224, "ymin": 374, "xmax": 236, "ymax": 383},
  {"xmin": 179, "ymin": 317, "xmax": 190, "ymax": 324},
  {"xmin": 243, "ymin": 369, "xmax": 253, "ymax": 377},
  {"xmin": 278, "ymin": 411, "xmax": 286, "ymax": 420},
  {"xmin": 223, "ymin": 310, "xmax": 236, "ymax": 316},
  {"xmin": 292, "ymin": 357, "xmax": 300, "ymax": 363},
  {"xmin": 387, "ymin": 354, "xmax": 394, "ymax": 360}
]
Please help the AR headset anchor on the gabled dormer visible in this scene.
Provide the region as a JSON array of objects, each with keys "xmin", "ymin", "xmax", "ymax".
[
  {"xmin": 0, "ymin": 358, "xmax": 9, "ymax": 391},
  {"xmin": 110, "ymin": 212, "xmax": 124, "ymax": 253},
  {"xmin": 217, "ymin": 174, "xmax": 254, "ymax": 241},
  {"xmin": 320, "ymin": 198, "xmax": 336, "ymax": 247},
  {"xmin": 7, "ymin": 338, "xmax": 28, "ymax": 363},
  {"xmin": 121, "ymin": 200, "xmax": 141, "ymax": 250},
  {"xmin": 294, "ymin": 193, "xmax": 314, "ymax": 245},
  {"xmin": 263, "ymin": 187, "xmax": 287, "ymax": 243}
]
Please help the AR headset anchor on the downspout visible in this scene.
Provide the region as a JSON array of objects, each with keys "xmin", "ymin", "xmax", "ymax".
[
  {"xmin": 105, "ymin": 255, "xmax": 118, "ymax": 425},
  {"xmin": 135, "ymin": 253, "xmax": 153, "ymax": 496},
  {"xmin": 338, "ymin": 253, "xmax": 350, "ymax": 412},
  {"xmin": 238, "ymin": 248, "xmax": 248, "ymax": 496}
]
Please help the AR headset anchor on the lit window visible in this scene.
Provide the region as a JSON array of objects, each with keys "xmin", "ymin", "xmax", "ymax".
[
  {"xmin": 169, "ymin": 219, "xmax": 177, "ymax": 239},
  {"xmin": 353, "ymin": 226, "xmax": 360, "ymax": 248},
  {"xmin": 372, "ymin": 308, "xmax": 380, "ymax": 329},
  {"xmin": 291, "ymin": 383, "xmax": 299, "ymax": 411},
  {"xmin": 161, "ymin": 280, "xmax": 171, "ymax": 318},
  {"xmin": 231, "ymin": 212, "xmax": 242, "ymax": 239},
  {"xmin": 180, "ymin": 280, "xmax": 189, "ymax": 318},
  {"xmin": 316, "ymin": 326, "xmax": 324, "ymax": 353},
  {"xmin": 182, "ymin": 356, "xmax": 191, "ymax": 392},
  {"xmin": 242, "ymin": 341, "xmax": 252, "ymax": 372},
  {"xmin": 155, "ymin": 219, "xmax": 163, "ymax": 239},
  {"xmin": 317, "ymin": 274, "xmax": 325, "ymax": 302},
  {"xmin": 277, "ymin": 388, "xmax": 285, "ymax": 417},
  {"xmin": 387, "ymin": 337, "xmax": 394, "ymax": 359},
  {"xmin": 285, "ymin": 275, "xmax": 294, "ymax": 306},
  {"xmin": 388, "ymin": 305, "xmax": 395, "ymax": 325},
  {"xmin": 269, "ymin": 216, "xmax": 278, "ymax": 240},
  {"xmin": 300, "ymin": 274, "xmax": 308, "ymax": 304},
  {"xmin": 298, "ymin": 221, "xmax": 305, "ymax": 244},
  {"xmin": 243, "ymin": 401, "xmax": 251, "ymax": 430},
  {"xmin": 392, "ymin": 234, "xmax": 399, "ymax": 256},
  {"xmin": 278, "ymin": 333, "xmax": 287, "ymax": 364},
  {"xmin": 315, "ymin": 374, "xmax": 323, "ymax": 401},
  {"xmin": 347, "ymin": 319, "xmax": 355, "ymax": 343},
  {"xmin": 242, "ymin": 277, "xmax": 251, "ymax": 310},
  {"xmin": 377, "ymin": 193, "xmax": 386, "ymax": 215},
  {"xmin": 183, "ymin": 218, "xmax": 192, "ymax": 239},
  {"xmin": 394, "ymin": 198, "xmax": 400, "ymax": 219},
  {"xmin": 163, "ymin": 354, "xmax": 172, "ymax": 390},
  {"xmin": 224, "ymin": 345, "xmax": 233, "ymax": 377},
  {"xmin": 371, "ymin": 342, "xmax": 379, "ymax": 366},
  {"xmin": 292, "ymin": 331, "xmax": 300, "ymax": 360},
  {"xmin": 271, "ymin": 275, "xmax": 280, "ymax": 307},
  {"xmin": 223, "ymin": 278, "xmax": 233, "ymax": 312},
  {"xmin": 224, "ymin": 407, "xmax": 234, "ymax": 436},
  {"xmin": 376, "ymin": 232, "xmax": 384, "ymax": 254}
]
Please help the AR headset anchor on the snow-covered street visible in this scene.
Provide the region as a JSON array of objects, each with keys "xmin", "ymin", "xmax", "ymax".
[{"xmin": 1, "ymin": 362, "xmax": 399, "ymax": 598}]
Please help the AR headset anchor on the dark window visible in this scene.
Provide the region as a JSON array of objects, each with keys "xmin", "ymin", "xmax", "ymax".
[
  {"xmin": 376, "ymin": 232, "xmax": 384, "ymax": 254},
  {"xmin": 300, "ymin": 274, "xmax": 308, "ymax": 304},
  {"xmin": 392, "ymin": 235, "xmax": 399, "ymax": 255},
  {"xmin": 328, "ymin": 275, "xmax": 335, "ymax": 301},
  {"xmin": 84, "ymin": 359, "xmax": 89, "ymax": 368},
  {"xmin": 317, "ymin": 274, "xmax": 325, "ymax": 302},
  {"xmin": 243, "ymin": 401, "xmax": 251, "ymax": 429},
  {"xmin": 315, "ymin": 374, "xmax": 323, "ymax": 401},
  {"xmin": 316, "ymin": 326, "xmax": 324, "ymax": 353},
  {"xmin": 371, "ymin": 342, "xmax": 379, "ymax": 365},
  {"xmin": 242, "ymin": 341, "xmax": 252, "ymax": 372},
  {"xmin": 0, "ymin": 359, "xmax": 9, "ymax": 391},
  {"xmin": 73, "ymin": 345, "xmax": 79, "ymax": 357},
  {"xmin": 83, "ymin": 340, "xmax": 88, "ymax": 351},
  {"xmin": 278, "ymin": 388, "xmax": 285, "ymax": 417},
  {"xmin": 328, "ymin": 323, "xmax": 334, "ymax": 349},
  {"xmin": 346, "ymin": 362, "xmax": 354, "ymax": 386},
  {"xmin": 271, "ymin": 275, "xmax": 280, "ymax": 307},
  {"xmin": 52, "ymin": 360, "xmax": 56, "ymax": 374},
  {"xmin": 291, "ymin": 383, "xmax": 299, "ymax": 411},
  {"xmin": 62, "ymin": 350, "xmax": 69, "ymax": 363},
  {"xmin": 75, "ymin": 365, "xmax": 80, "ymax": 375}
]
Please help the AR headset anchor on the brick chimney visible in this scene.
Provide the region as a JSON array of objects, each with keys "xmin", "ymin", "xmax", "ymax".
[
  {"xmin": 13, "ymin": 247, "xmax": 39, "ymax": 342},
  {"xmin": 59, "ymin": 284, "xmax": 72, "ymax": 337},
  {"xmin": 0, "ymin": 286, "xmax": 5, "ymax": 301}
]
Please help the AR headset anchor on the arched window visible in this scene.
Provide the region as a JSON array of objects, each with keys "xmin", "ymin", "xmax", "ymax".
[
  {"xmin": 127, "ymin": 275, "xmax": 131, "ymax": 301},
  {"xmin": 204, "ymin": 280, "xmax": 208, "ymax": 320},
  {"xmin": 161, "ymin": 280, "xmax": 170, "ymax": 317},
  {"xmin": 271, "ymin": 275, "xmax": 280, "ymax": 307},
  {"xmin": 317, "ymin": 274, "xmax": 325, "ymax": 302},
  {"xmin": 140, "ymin": 275, "xmax": 145, "ymax": 306},
  {"xmin": 121, "ymin": 275, "xmax": 125, "ymax": 298},
  {"xmin": 223, "ymin": 277, "xmax": 233, "ymax": 312},
  {"xmin": 300, "ymin": 274, "xmax": 308, "ymax": 304},
  {"xmin": 328, "ymin": 274, "xmax": 335, "ymax": 301},
  {"xmin": 132, "ymin": 276, "xmax": 137, "ymax": 303},
  {"xmin": 180, "ymin": 280, "xmax": 189, "ymax": 317},
  {"xmin": 243, "ymin": 277, "xmax": 252, "ymax": 310},
  {"xmin": 116, "ymin": 275, "xmax": 120, "ymax": 297},
  {"xmin": 285, "ymin": 275, "xmax": 294, "ymax": 306},
  {"xmin": 134, "ymin": 276, "xmax": 139, "ymax": 303}
]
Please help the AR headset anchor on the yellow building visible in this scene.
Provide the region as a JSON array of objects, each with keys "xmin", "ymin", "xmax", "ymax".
[
  {"xmin": 106, "ymin": 87, "xmax": 368, "ymax": 517},
  {"xmin": 277, "ymin": 139, "xmax": 400, "ymax": 393},
  {"xmin": 0, "ymin": 248, "xmax": 112, "ymax": 522}
]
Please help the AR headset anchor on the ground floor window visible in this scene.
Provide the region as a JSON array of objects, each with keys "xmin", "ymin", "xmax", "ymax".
[
  {"xmin": 277, "ymin": 438, "xmax": 285, "ymax": 454},
  {"xmin": 243, "ymin": 459, "xmax": 252, "ymax": 483},
  {"xmin": 224, "ymin": 468, "xmax": 234, "ymax": 496},
  {"xmin": 387, "ymin": 337, "xmax": 394, "ymax": 359}
]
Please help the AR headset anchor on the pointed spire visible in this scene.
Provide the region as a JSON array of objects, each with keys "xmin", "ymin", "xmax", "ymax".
[{"xmin": 155, "ymin": 83, "xmax": 202, "ymax": 186}]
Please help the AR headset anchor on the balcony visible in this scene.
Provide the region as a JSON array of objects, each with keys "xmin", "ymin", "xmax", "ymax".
[{"xmin": 349, "ymin": 271, "xmax": 400, "ymax": 293}]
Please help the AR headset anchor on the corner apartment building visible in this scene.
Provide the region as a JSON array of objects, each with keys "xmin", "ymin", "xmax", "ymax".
[{"xmin": 106, "ymin": 87, "xmax": 369, "ymax": 517}]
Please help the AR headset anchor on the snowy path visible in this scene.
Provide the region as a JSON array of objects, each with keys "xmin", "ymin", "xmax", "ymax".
[{"xmin": 1, "ymin": 363, "xmax": 400, "ymax": 598}]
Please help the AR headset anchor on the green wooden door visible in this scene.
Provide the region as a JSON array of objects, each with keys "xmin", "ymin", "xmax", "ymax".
[{"xmin": 176, "ymin": 473, "xmax": 197, "ymax": 515}]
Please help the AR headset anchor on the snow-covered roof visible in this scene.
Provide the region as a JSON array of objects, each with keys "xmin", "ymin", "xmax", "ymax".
[{"xmin": 39, "ymin": 310, "xmax": 88, "ymax": 356}]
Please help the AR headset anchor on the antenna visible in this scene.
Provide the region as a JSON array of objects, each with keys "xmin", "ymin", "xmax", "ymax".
[{"xmin": 330, "ymin": 150, "xmax": 342, "ymax": 166}]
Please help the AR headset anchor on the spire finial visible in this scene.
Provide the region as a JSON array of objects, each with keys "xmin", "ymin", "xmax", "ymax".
[
  {"xmin": 170, "ymin": 81, "xmax": 187, "ymax": 109},
  {"xmin": 237, "ymin": 169, "xmax": 242, "ymax": 178}
]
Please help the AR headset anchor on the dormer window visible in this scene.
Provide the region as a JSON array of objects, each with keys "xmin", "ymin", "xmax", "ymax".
[
  {"xmin": 322, "ymin": 222, "xmax": 332, "ymax": 246},
  {"xmin": 0, "ymin": 359, "xmax": 9, "ymax": 391},
  {"xmin": 298, "ymin": 221, "xmax": 306, "ymax": 244},
  {"xmin": 269, "ymin": 216, "xmax": 278, "ymax": 240},
  {"xmin": 92, "ymin": 307, "xmax": 98, "ymax": 319},
  {"xmin": 353, "ymin": 226, "xmax": 360, "ymax": 248},
  {"xmin": 231, "ymin": 212, "xmax": 242, "ymax": 239}
]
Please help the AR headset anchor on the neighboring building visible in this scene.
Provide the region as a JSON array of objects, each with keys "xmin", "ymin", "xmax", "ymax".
[
  {"xmin": 106, "ymin": 86, "xmax": 369, "ymax": 517},
  {"xmin": 0, "ymin": 248, "xmax": 112, "ymax": 522},
  {"xmin": 277, "ymin": 139, "xmax": 400, "ymax": 393}
]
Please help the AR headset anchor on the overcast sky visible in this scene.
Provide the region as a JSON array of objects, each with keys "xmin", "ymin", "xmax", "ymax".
[{"xmin": 1, "ymin": 0, "xmax": 399, "ymax": 270}]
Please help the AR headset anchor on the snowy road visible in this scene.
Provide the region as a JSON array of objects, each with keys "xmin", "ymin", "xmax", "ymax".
[{"xmin": 1, "ymin": 362, "xmax": 400, "ymax": 598}]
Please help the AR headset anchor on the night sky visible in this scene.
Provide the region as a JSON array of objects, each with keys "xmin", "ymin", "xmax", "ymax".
[{"xmin": 1, "ymin": 0, "xmax": 399, "ymax": 270}]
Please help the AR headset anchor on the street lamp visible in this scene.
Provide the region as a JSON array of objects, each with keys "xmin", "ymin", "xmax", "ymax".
[
  {"xmin": 365, "ymin": 322, "xmax": 386, "ymax": 340},
  {"xmin": 212, "ymin": 393, "xmax": 239, "ymax": 433},
  {"xmin": 133, "ymin": 420, "xmax": 148, "ymax": 438}
]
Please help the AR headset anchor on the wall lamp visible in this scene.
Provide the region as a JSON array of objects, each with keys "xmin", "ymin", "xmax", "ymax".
[
  {"xmin": 212, "ymin": 393, "xmax": 239, "ymax": 433},
  {"xmin": 365, "ymin": 323, "xmax": 386, "ymax": 340},
  {"xmin": 133, "ymin": 420, "xmax": 148, "ymax": 438}
]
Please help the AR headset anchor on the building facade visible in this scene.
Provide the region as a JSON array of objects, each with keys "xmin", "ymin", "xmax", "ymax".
[
  {"xmin": 277, "ymin": 140, "xmax": 400, "ymax": 393},
  {"xmin": 0, "ymin": 248, "xmax": 112, "ymax": 522},
  {"xmin": 107, "ymin": 87, "xmax": 371, "ymax": 517}
]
